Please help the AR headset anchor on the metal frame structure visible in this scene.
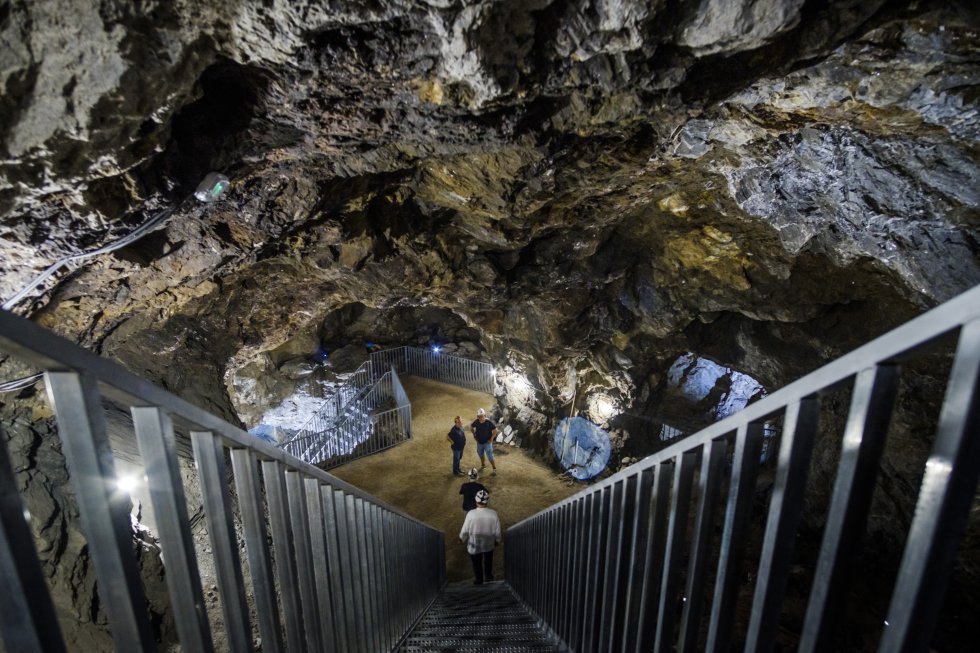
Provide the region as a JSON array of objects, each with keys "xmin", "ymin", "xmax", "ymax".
[
  {"xmin": 0, "ymin": 310, "xmax": 444, "ymax": 652},
  {"xmin": 284, "ymin": 346, "xmax": 493, "ymax": 467},
  {"xmin": 507, "ymin": 283, "xmax": 980, "ymax": 653},
  {"xmin": 283, "ymin": 368, "xmax": 413, "ymax": 468}
]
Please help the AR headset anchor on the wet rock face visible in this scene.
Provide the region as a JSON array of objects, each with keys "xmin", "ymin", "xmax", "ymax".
[{"xmin": 0, "ymin": 0, "xmax": 979, "ymax": 647}]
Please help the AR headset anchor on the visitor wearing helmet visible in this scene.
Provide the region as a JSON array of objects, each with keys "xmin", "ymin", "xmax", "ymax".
[
  {"xmin": 459, "ymin": 467, "xmax": 487, "ymax": 512},
  {"xmin": 459, "ymin": 488, "xmax": 501, "ymax": 585},
  {"xmin": 470, "ymin": 407, "xmax": 498, "ymax": 476}
]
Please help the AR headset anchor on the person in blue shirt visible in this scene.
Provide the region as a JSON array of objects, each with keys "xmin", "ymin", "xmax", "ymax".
[
  {"xmin": 447, "ymin": 415, "xmax": 466, "ymax": 476},
  {"xmin": 470, "ymin": 408, "xmax": 498, "ymax": 476}
]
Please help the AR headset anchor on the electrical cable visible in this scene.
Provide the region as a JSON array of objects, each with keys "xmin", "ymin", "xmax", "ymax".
[
  {"xmin": 0, "ymin": 373, "xmax": 43, "ymax": 394},
  {"xmin": 2, "ymin": 203, "xmax": 179, "ymax": 312},
  {"xmin": 0, "ymin": 173, "xmax": 230, "ymax": 393}
]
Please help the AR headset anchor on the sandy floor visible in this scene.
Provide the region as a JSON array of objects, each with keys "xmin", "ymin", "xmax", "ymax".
[{"xmin": 329, "ymin": 376, "xmax": 581, "ymax": 582}]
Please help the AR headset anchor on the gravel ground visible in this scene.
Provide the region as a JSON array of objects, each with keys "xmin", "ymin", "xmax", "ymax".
[{"xmin": 330, "ymin": 376, "xmax": 581, "ymax": 582}]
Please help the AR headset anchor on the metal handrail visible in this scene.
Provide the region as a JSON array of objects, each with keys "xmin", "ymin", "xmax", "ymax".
[
  {"xmin": 283, "ymin": 368, "xmax": 413, "ymax": 468},
  {"xmin": 0, "ymin": 310, "xmax": 444, "ymax": 652},
  {"xmin": 371, "ymin": 346, "xmax": 496, "ymax": 395},
  {"xmin": 506, "ymin": 283, "xmax": 980, "ymax": 653},
  {"xmin": 282, "ymin": 345, "xmax": 490, "ymax": 467}
]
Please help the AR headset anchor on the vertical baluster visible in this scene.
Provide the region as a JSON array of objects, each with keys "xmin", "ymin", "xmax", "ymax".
[
  {"xmin": 599, "ymin": 480, "xmax": 626, "ymax": 652},
  {"xmin": 284, "ymin": 471, "xmax": 322, "ymax": 651},
  {"xmin": 334, "ymin": 489, "xmax": 363, "ymax": 650},
  {"xmin": 572, "ymin": 495, "xmax": 591, "ymax": 651},
  {"xmin": 191, "ymin": 431, "xmax": 251, "ymax": 653},
  {"xmin": 132, "ymin": 408, "xmax": 213, "ymax": 653},
  {"xmin": 621, "ymin": 468, "xmax": 654, "ymax": 653},
  {"xmin": 260, "ymin": 461, "xmax": 305, "ymax": 653},
  {"xmin": 881, "ymin": 319, "xmax": 980, "ymax": 653},
  {"xmin": 679, "ymin": 438, "xmax": 728, "ymax": 653},
  {"xmin": 362, "ymin": 501, "xmax": 381, "ymax": 653},
  {"xmin": 379, "ymin": 507, "xmax": 395, "ymax": 648},
  {"xmin": 346, "ymin": 493, "xmax": 369, "ymax": 652},
  {"xmin": 0, "ymin": 423, "xmax": 67, "ymax": 652},
  {"xmin": 303, "ymin": 477, "xmax": 336, "ymax": 649},
  {"xmin": 636, "ymin": 460, "xmax": 676, "ymax": 652},
  {"xmin": 798, "ymin": 365, "xmax": 898, "ymax": 653},
  {"xmin": 610, "ymin": 473, "xmax": 638, "ymax": 652},
  {"xmin": 655, "ymin": 451, "xmax": 698, "ymax": 653},
  {"xmin": 704, "ymin": 423, "xmax": 766, "ymax": 651},
  {"xmin": 584, "ymin": 487, "xmax": 610, "ymax": 650},
  {"xmin": 744, "ymin": 398, "xmax": 820, "ymax": 652},
  {"xmin": 44, "ymin": 371, "xmax": 155, "ymax": 651},
  {"xmin": 320, "ymin": 485, "xmax": 349, "ymax": 652},
  {"xmin": 562, "ymin": 500, "xmax": 580, "ymax": 646},
  {"xmin": 229, "ymin": 449, "xmax": 282, "ymax": 653}
]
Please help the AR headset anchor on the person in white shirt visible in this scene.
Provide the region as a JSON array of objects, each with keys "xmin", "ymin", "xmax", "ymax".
[{"xmin": 458, "ymin": 489, "xmax": 501, "ymax": 585}]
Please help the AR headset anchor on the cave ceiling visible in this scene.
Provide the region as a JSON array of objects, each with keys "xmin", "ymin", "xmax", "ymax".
[{"xmin": 1, "ymin": 0, "xmax": 978, "ymax": 433}]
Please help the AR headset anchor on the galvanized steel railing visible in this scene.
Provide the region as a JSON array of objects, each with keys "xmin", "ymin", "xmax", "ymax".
[
  {"xmin": 281, "ymin": 346, "xmax": 491, "ymax": 467},
  {"xmin": 0, "ymin": 310, "xmax": 444, "ymax": 652},
  {"xmin": 283, "ymin": 368, "xmax": 412, "ymax": 468},
  {"xmin": 370, "ymin": 346, "xmax": 496, "ymax": 395},
  {"xmin": 506, "ymin": 284, "xmax": 980, "ymax": 653}
]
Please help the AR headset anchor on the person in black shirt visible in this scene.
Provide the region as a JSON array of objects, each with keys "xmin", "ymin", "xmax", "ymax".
[
  {"xmin": 459, "ymin": 468, "xmax": 487, "ymax": 512},
  {"xmin": 470, "ymin": 407, "xmax": 498, "ymax": 475},
  {"xmin": 447, "ymin": 415, "xmax": 466, "ymax": 476}
]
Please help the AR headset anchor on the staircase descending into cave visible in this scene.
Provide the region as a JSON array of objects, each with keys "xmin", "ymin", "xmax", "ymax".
[
  {"xmin": 1, "ymin": 283, "xmax": 979, "ymax": 652},
  {"xmin": 282, "ymin": 345, "xmax": 495, "ymax": 468}
]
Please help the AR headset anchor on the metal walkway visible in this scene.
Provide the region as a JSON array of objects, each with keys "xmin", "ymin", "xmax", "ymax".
[{"xmin": 399, "ymin": 582, "xmax": 562, "ymax": 652}]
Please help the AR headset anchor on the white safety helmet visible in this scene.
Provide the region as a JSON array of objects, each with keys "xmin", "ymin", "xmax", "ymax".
[
  {"xmin": 468, "ymin": 468, "xmax": 479, "ymax": 480},
  {"xmin": 477, "ymin": 408, "xmax": 486, "ymax": 416},
  {"xmin": 476, "ymin": 489, "xmax": 489, "ymax": 505}
]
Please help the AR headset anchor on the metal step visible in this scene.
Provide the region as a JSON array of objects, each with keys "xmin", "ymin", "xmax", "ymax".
[{"xmin": 398, "ymin": 581, "xmax": 562, "ymax": 652}]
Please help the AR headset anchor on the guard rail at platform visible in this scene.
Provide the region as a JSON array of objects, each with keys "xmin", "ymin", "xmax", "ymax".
[
  {"xmin": 371, "ymin": 346, "xmax": 496, "ymax": 395},
  {"xmin": 0, "ymin": 310, "xmax": 444, "ymax": 652},
  {"xmin": 283, "ymin": 345, "xmax": 491, "ymax": 467},
  {"xmin": 506, "ymin": 283, "xmax": 980, "ymax": 653}
]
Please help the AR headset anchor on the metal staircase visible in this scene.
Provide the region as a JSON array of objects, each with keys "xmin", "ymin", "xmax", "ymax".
[
  {"xmin": 0, "ymin": 311, "xmax": 443, "ymax": 652},
  {"xmin": 399, "ymin": 582, "xmax": 561, "ymax": 652},
  {"xmin": 1, "ymin": 283, "xmax": 978, "ymax": 652}
]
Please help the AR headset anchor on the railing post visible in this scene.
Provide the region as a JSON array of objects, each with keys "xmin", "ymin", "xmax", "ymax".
[
  {"xmin": 304, "ymin": 477, "xmax": 337, "ymax": 649},
  {"xmin": 679, "ymin": 437, "xmax": 728, "ymax": 653},
  {"xmin": 705, "ymin": 424, "xmax": 764, "ymax": 652},
  {"xmin": 798, "ymin": 365, "xmax": 899, "ymax": 653},
  {"xmin": 132, "ymin": 407, "xmax": 213, "ymax": 653},
  {"xmin": 655, "ymin": 451, "xmax": 698, "ymax": 653},
  {"xmin": 260, "ymin": 461, "xmax": 305, "ymax": 653},
  {"xmin": 44, "ymin": 371, "xmax": 156, "ymax": 652},
  {"xmin": 191, "ymin": 431, "xmax": 252, "ymax": 653},
  {"xmin": 744, "ymin": 397, "xmax": 820, "ymax": 652},
  {"xmin": 598, "ymin": 479, "xmax": 626, "ymax": 651},
  {"xmin": 230, "ymin": 449, "xmax": 283, "ymax": 653},
  {"xmin": 285, "ymin": 471, "xmax": 322, "ymax": 652},
  {"xmin": 880, "ymin": 320, "xmax": 980, "ymax": 653}
]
